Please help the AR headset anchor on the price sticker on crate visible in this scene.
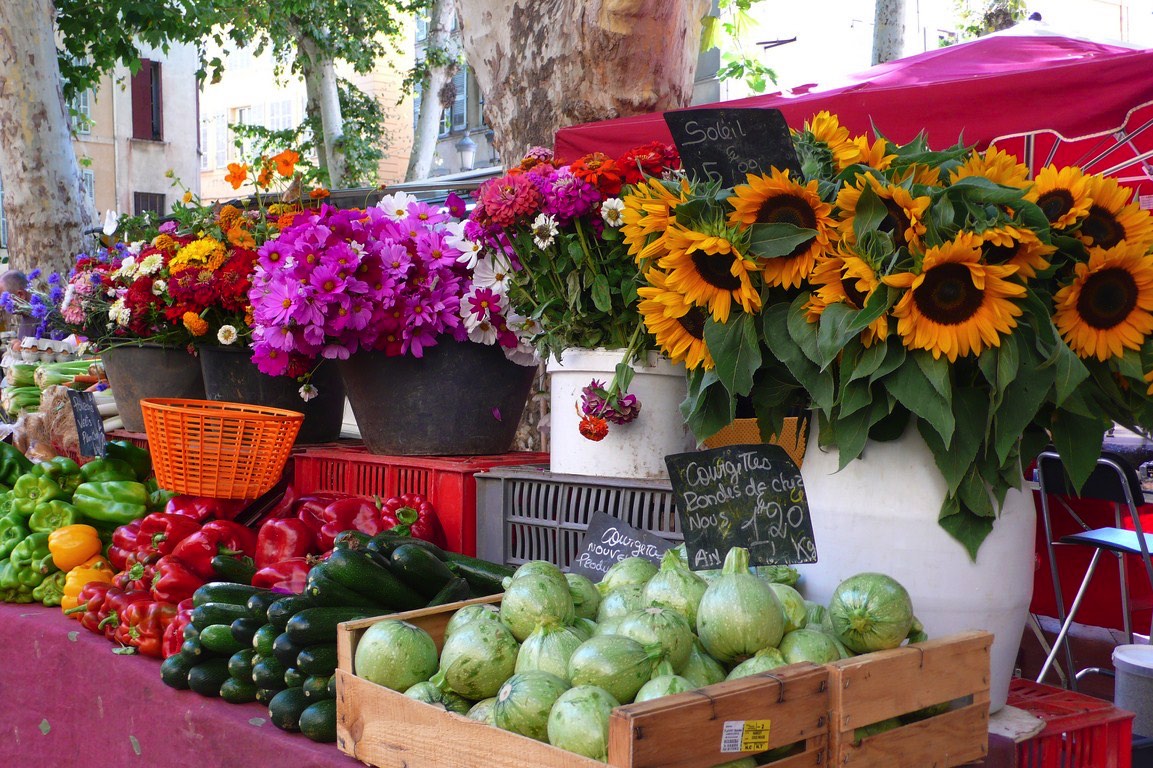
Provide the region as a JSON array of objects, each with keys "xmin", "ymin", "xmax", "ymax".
[{"xmin": 721, "ymin": 720, "xmax": 772, "ymax": 753}]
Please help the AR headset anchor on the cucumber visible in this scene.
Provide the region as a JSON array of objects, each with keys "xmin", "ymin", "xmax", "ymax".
[
  {"xmin": 268, "ymin": 687, "xmax": 310, "ymax": 732},
  {"xmin": 247, "ymin": 591, "xmax": 281, "ymax": 622},
  {"xmin": 252, "ymin": 656, "xmax": 289, "ymax": 690},
  {"xmin": 283, "ymin": 667, "xmax": 306, "ymax": 689},
  {"xmin": 187, "ymin": 658, "xmax": 231, "ymax": 697},
  {"xmin": 252, "ymin": 623, "xmax": 280, "ymax": 657},
  {"xmin": 183, "ymin": 623, "xmax": 200, "ymax": 641},
  {"xmin": 160, "ymin": 653, "xmax": 197, "ymax": 690},
  {"xmin": 211, "ymin": 554, "xmax": 257, "ymax": 585},
  {"xmin": 390, "ymin": 544, "xmax": 456, "ymax": 598},
  {"xmin": 267, "ymin": 594, "xmax": 318, "ymax": 628},
  {"xmin": 426, "ymin": 576, "xmax": 471, "ymax": 607},
  {"xmin": 298, "ymin": 699, "xmax": 338, "ymax": 743},
  {"xmin": 193, "ymin": 582, "xmax": 269, "ymax": 607},
  {"xmin": 273, "ymin": 631, "xmax": 309, "ymax": 669},
  {"xmin": 296, "ymin": 644, "xmax": 338, "ymax": 677},
  {"xmin": 191, "ymin": 602, "xmax": 251, "ymax": 629},
  {"xmin": 305, "ymin": 566, "xmax": 393, "ymax": 609},
  {"xmin": 199, "ymin": 624, "xmax": 248, "ymax": 655},
  {"xmin": 285, "ymin": 607, "xmax": 372, "ymax": 646},
  {"xmin": 443, "ymin": 553, "xmax": 515, "ymax": 595},
  {"xmin": 227, "ymin": 648, "xmax": 258, "ymax": 681},
  {"xmin": 219, "ymin": 676, "xmax": 259, "ymax": 704},
  {"xmin": 180, "ymin": 635, "xmax": 208, "ymax": 662},
  {"xmin": 230, "ymin": 616, "xmax": 263, "ymax": 646},
  {"xmin": 319, "ymin": 548, "xmax": 424, "ymax": 609},
  {"xmin": 302, "ymin": 674, "xmax": 334, "ymax": 700}
]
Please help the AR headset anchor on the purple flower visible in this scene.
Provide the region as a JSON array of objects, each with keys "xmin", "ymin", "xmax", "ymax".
[
  {"xmin": 321, "ymin": 342, "xmax": 352, "ymax": 360},
  {"xmin": 251, "ymin": 279, "xmax": 297, "ymax": 326},
  {"xmin": 308, "ymin": 263, "xmax": 347, "ymax": 297},
  {"xmin": 27, "ymin": 268, "xmax": 42, "ymax": 280},
  {"xmin": 251, "ymin": 343, "xmax": 290, "ymax": 377},
  {"xmin": 47, "ymin": 272, "xmax": 62, "ymax": 286},
  {"xmin": 445, "ymin": 192, "xmax": 467, "ymax": 218},
  {"xmin": 158, "ymin": 220, "xmax": 177, "ymax": 234},
  {"xmin": 406, "ymin": 201, "xmax": 449, "ymax": 226},
  {"xmin": 544, "ymin": 167, "xmax": 601, "ymax": 223},
  {"xmin": 416, "ymin": 229, "xmax": 461, "ymax": 270}
]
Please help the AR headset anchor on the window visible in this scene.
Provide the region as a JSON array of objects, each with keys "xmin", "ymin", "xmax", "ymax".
[
  {"xmin": 268, "ymin": 100, "xmax": 293, "ymax": 132},
  {"xmin": 0, "ymin": 173, "xmax": 7, "ymax": 250},
  {"xmin": 80, "ymin": 170, "xmax": 95, "ymax": 209},
  {"xmin": 214, "ymin": 114, "xmax": 227, "ymax": 168},
  {"xmin": 230, "ymin": 105, "xmax": 264, "ymax": 161},
  {"xmin": 133, "ymin": 192, "xmax": 165, "ymax": 216},
  {"xmin": 71, "ymin": 90, "xmax": 92, "ymax": 135},
  {"xmin": 199, "ymin": 121, "xmax": 210, "ymax": 170},
  {"xmin": 439, "ymin": 69, "xmax": 469, "ymax": 136},
  {"xmin": 131, "ymin": 59, "xmax": 163, "ymax": 140}
]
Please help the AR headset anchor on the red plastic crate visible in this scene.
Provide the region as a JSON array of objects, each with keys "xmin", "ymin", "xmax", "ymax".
[
  {"xmin": 292, "ymin": 445, "xmax": 548, "ymax": 556},
  {"xmin": 1009, "ymin": 678, "xmax": 1134, "ymax": 768}
]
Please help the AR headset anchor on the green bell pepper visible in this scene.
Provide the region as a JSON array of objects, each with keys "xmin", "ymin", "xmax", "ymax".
[
  {"xmin": 28, "ymin": 500, "xmax": 80, "ymax": 534},
  {"xmin": 79, "ymin": 458, "xmax": 138, "ymax": 484},
  {"xmin": 71, "ymin": 481, "xmax": 150, "ymax": 526},
  {"xmin": 30, "ymin": 456, "xmax": 83, "ymax": 495},
  {"xmin": 0, "ymin": 442, "xmax": 32, "ymax": 488},
  {"xmin": 32, "ymin": 570, "xmax": 66, "ymax": 606},
  {"xmin": 0, "ymin": 561, "xmax": 34, "ymax": 603},
  {"xmin": 0, "ymin": 557, "xmax": 17, "ymax": 589},
  {"xmin": 148, "ymin": 486, "xmax": 177, "ymax": 512},
  {"xmin": 104, "ymin": 440, "xmax": 152, "ymax": 482},
  {"xmin": 9, "ymin": 531, "xmax": 55, "ymax": 579},
  {"xmin": 0, "ymin": 512, "xmax": 29, "ymax": 559},
  {"xmin": 11, "ymin": 475, "xmax": 65, "ymax": 517}
]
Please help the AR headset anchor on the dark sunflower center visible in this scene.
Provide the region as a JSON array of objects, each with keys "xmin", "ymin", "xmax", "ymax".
[
  {"xmin": 840, "ymin": 274, "xmax": 869, "ymax": 309},
  {"xmin": 1075, "ymin": 267, "xmax": 1138, "ymax": 330},
  {"xmin": 1080, "ymin": 205, "xmax": 1126, "ymax": 249},
  {"xmin": 912, "ymin": 263, "xmax": 984, "ymax": 325},
  {"xmin": 676, "ymin": 306, "xmax": 706, "ymax": 340},
  {"xmin": 879, "ymin": 199, "xmax": 913, "ymax": 247},
  {"xmin": 1036, "ymin": 189, "xmax": 1074, "ymax": 224},
  {"xmin": 689, "ymin": 251, "xmax": 742, "ymax": 291},
  {"xmin": 982, "ymin": 242, "xmax": 1019, "ymax": 266}
]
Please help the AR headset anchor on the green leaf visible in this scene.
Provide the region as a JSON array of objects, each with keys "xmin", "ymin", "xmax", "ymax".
[
  {"xmin": 994, "ymin": 348, "xmax": 1056, "ymax": 464},
  {"xmin": 850, "ymin": 341, "xmax": 889, "ymax": 382},
  {"xmin": 785, "ymin": 293, "xmax": 822, "ymax": 365},
  {"xmin": 745, "ymin": 223, "xmax": 817, "ymax": 259},
  {"xmin": 1050, "ymin": 410, "xmax": 1109, "ymax": 493},
  {"xmin": 1047, "ymin": 340, "xmax": 1090, "ymax": 405},
  {"xmin": 764, "ymin": 304, "xmax": 835, "ymax": 411},
  {"xmin": 815, "ymin": 303, "xmax": 860, "ymax": 369},
  {"xmin": 681, "ymin": 371, "xmax": 736, "ymax": 440},
  {"xmin": 886, "ymin": 357, "xmax": 955, "ymax": 445},
  {"xmin": 838, "ymin": 378, "xmax": 873, "ymax": 418},
  {"xmin": 852, "ymin": 182, "xmax": 888, "ymax": 243},
  {"xmin": 590, "ymin": 274, "xmax": 611, "ymax": 313},
  {"xmin": 914, "ymin": 351, "xmax": 952, "ymax": 402},
  {"xmin": 957, "ymin": 467, "xmax": 995, "ymax": 519},
  {"xmin": 938, "ymin": 499, "xmax": 995, "ymax": 563},
  {"xmin": 833, "ymin": 400, "xmax": 887, "ymax": 470},
  {"xmin": 918, "ymin": 388, "xmax": 988, "ymax": 496},
  {"xmin": 869, "ymin": 341, "xmax": 907, "ymax": 383},
  {"xmin": 703, "ymin": 313, "xmax": 761, "ymax": 397}
]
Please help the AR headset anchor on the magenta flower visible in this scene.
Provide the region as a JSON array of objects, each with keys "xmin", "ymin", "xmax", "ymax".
[
  {"xmin": 477, "ymin": 174, "xmax": 544, "ymax": 228},
  {"xmin": 544, "ymin": 167, "xmax": 601, "ymax": 223},
  {"xmin": 252, "ymin": 343, "xmax": 290, "ymax": 377}
]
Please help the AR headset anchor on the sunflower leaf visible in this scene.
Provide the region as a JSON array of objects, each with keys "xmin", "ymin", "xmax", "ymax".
[
  {"xmin": 1049, "ymin": 410, "xmax": 1110, "ymax": 494},
  {"xmin": 832, "ymin": 402, "xmax": 886, "ymax": 470},
  {"xmin": 785, "ymin": 293, "xmax": 822, "ymax": 365},
  {"xmin": 869, "ymin": 340, "xmax": 907, "ymax": 383},
  {"xmin": 957, "ymin": 467, "xmax": 996, "ymax": 519},
  {"xmin": 1119, "ymin": 349, "xmax": 1145, "ymax": 380},
  {"xmin": 815, "ymin": 303, "xmax": 860, "ymax": 369},
  {"xmin": 886, "ymin": 356, "xmax": 955, "ymax": 445},
  {"xmin": 838, "ymin": 378, "xmax": 873, "ymax": 418},
  {"xmin": 590, "ymin": 274, "xmax": 612, "ymax": 313},
  {"xmin": 704, "ymin": 313, "xmax": 761, "ymax": 397},
  {"xmin": 914, "ymin": 351, "xmax": 952, "ymax": 402},
  {"xmin": 994, "ymin": 347, "xmax": 1056, "ymax": 464},
  {"xmin": 946, "ymin": 176, "xmax": 1029, "ymax": 206},
  {"xmin": 673, "ymin": 198, "xmax": 713, "ymax": 228},
  {"xmin": 765, "ymin": 303, "xmax": 835, "ymax": 412},
  {"xmin": 745, "ymin": 223, "xmax": 817, "ymax": 259},
  {"xmin": 681, "ymin": 369, "xmax": 736, "ymax": 441},
  {"xmin": 852, "ymin": 182, "xmax": 887, "ymax": 243},
  {"xmin": 917, "ymin": 388, "xmax": 988, "ymax": 496},
  {"xmin": 938, "ymin": 498, "xmax": 993, "ymax": 563},
  {"xmin": 1046, "ymin": 339, "xmax": 1089, "ymax": 405},
  {"xmin": 850, "ymin": 340, "xmax": 889, "ymax": 382}
]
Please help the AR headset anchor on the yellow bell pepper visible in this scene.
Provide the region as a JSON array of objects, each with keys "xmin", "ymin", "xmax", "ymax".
[
  {"xmin": 47, "ymin": 524, "xmax": 102, "ymax": 571},
  {"xmin": 60, "ymin": 565, "xmax": 114, "ymax": 615}
]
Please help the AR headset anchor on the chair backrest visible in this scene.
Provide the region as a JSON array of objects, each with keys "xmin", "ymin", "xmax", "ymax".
[{"xmin": 1036, "ymin": 449, "xmax": 1145, "ymax": 506}]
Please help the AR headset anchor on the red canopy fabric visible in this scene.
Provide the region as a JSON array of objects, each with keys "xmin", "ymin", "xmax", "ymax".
[{"xmin": 553, "ymin": 32, "xmax": 1153, "ymax": 187}]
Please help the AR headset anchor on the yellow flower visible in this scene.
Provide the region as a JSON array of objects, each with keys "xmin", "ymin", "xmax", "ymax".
[
  {"xmin": 806, "ymin": 248, "xmax": 888, "ymax": 347},
  {"xmin": 804, "ymin": 111, "xmax": 859, "ymax": 171},
  {"xmin": 836, "ymin": 174, "xmax": 930, "ymax": 251},
  {"xmin": 621, "ymin": 176, "xmax": 688, "ymax": 263},
  {"xmin": 1054, "ymin": 242, "xmax": 1153, "ymax": 361},
  {"xmin": 1023, "ymin": 165, "xmax": 1092, "ymax": 230},
  {"xmin": 972, "ymin": 225, "xmax": 1055, "ymax": 281},
  {"xmin": 1076, "ymin": 173, "xmax": 1153, "ymax": 252},
  {"xmin": 659, "ymin": 224, "xmax": 761, "ymax": 323},
  {"xmin": 169, "ymin": 237, "xmax": 224, "ymax": 273},
  {"xmin": 638, "ymin": 268, "xmax": 714, "ymax": 370},
  {"xmin": 949, "ymin": 147, "xmax": 1030, "ymax": 188},
  {"xmin": 181, "ymin": 191, "xmax": 193, "ymax": 204}
]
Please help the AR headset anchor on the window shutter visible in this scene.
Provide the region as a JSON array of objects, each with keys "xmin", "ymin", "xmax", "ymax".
[
  {"xmin": 131, "ymin": 61, "xmax": 152, "ymax": 139},
  {"xmin": 150, "ymin": 60, "xmax": 164, "ymax": 140}
]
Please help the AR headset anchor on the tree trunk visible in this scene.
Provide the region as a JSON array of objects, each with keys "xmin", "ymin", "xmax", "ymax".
[
  {"xmin": 298, "ymin": 49, "xmax": 329, "ymax": 180},
  {"xmin": 406, "ymin": 0, "xmax": 460, "ymax": 181},
  {"xmin": 0, "ymin": 0, "xmax": 94, "ymax": 275},
  {"xmin": 872, "ymin": 0, "xmax": 906, "ymax": 65},
  {"xmin": 456, "ymin": 0, "xmax": 707, "ymax": 160},
  {"xmin": 298, "ymin": 34, "xmax": 346, "ymax": 188}
]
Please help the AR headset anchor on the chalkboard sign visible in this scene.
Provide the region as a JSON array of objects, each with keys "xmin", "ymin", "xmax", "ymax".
[
  {"xmin": 66, "ymin": 389, "xmax": 106, "ymax": 458},
  {"xmin": 664, "ymin": 108, "xmax": 802, "ymax": 188},
  {"xmin": 570, "ymin": 510, "xmax": 674, "ymax": 581},
  {"xmin": 666, "ymin": 444, "xmax": 815, "ymax": 571}
]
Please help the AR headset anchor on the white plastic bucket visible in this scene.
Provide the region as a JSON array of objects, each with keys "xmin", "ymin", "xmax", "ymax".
[
  {"xmin": 1114, "ymin": 644, "xmax": 1153, "ymax": 737},
  {"xmin": 547, "ymin": 348, "xmax": 694, "ymax": 480}
]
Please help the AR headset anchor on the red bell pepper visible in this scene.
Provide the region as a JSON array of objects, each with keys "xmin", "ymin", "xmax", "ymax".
[
  {"xmin": 315, "ymin": 496, "xmax": 385, "ymax": 551},
  {"xmin": 135, "ymin": 513, "xmax": 201, "ymax": 562},
  {"xmin": 255, "ymin": 517, "xmax": 318, "ymax": 568},
  {"xmin": 266, "ymin": 485, "xmax": 298, "ymax": 519},
  {"xmin": 97, "ymin": 587, "xmax": 152, "ymax": 640},
  {"xmin": 112, "ymin": 558, "xmax": 157, "ymax": 593},
  {"xmin": 163, "ymin": 495, "xmax": 248, "ymax": 523},
  {"xmin": 107, "ymin": 520, "xmax": 145, "ymax": 571},
  {"xmin": 380, "ymin": 493, "xmax": 446, "ymax": 547},
  {"xmin": 161, "ymin": 598, "xmax": 195, "ymax": 658},
  {"xmin": 170, "ymin": 520, "xmax": 258, "ymax": 580},
  {"xmin": 294, "ymin": 492, "xmax": 346, "ymax": 545},
  {"xmin": 151, "ymin": 555, "xmax": 206, "ymax": 604},
  {"xmin": 251, "ymin": 557, "xmax": 312, "ymax": 594},
  {"xmin": 68, "ymin": 581, "xmax": 113, "ymax": 634},
  {"xmin": 115, "ymin": 600, "xmax": 178, "ymax": 657}
]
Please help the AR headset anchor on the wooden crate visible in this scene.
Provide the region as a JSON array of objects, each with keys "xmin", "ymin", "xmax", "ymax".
[
  {"xmin": 828, "ymin": 630, "xmax": 992, "ymax": 767},
  {"xmin": 336, "ymin": 597, "xmax": 830, "ymax": 768}
]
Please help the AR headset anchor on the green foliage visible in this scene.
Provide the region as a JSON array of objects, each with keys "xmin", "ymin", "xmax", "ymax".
[
  {"xmin": 949, "ymin": 0, "xmax": 1028, "ymax": 44},
  {"xmin": 702, "ymin": 0, "xmax": 778, "ymax": 94}
]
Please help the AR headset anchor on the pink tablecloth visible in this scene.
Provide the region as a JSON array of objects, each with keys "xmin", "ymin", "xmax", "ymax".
[{"xmin": 0, "ymin": 603, "xmax": 356, "ymax": 767}]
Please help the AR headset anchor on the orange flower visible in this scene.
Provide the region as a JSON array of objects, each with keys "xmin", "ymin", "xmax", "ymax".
[
  {"xmin": 225, "ymin": 163, "xmax": 248, "ymax": 190},
  {"xmin": 181, "ymin": 191, "xmax": 193, "ymax": 203},
  {"xmin": 182, "ymin": 312, "xmax": 208, "ymax": 337},
  {"xmin": 152, "ymin": 234, "xmax": 178, "ymax": 254},
  {"xmin": 256, "ymin": 165, "xmax": 273, "ymax": 188},
  {"xmin": 309, "ymin": 187, "xmax": 330, "ymax": 200},
  {"xmin": 277, "ymin": 212, "xmax": 298, "ymax": 230},
  {"xmin": 571, "ymin": 152, "xmax": 624, "ymax": 196},
  {"xmin": 272, "ymin": 150, "xmax": 300, "ymax": 178},
  {"xmin": 227, "ymin": 225, "xmax": 256, "ymax": 250},
  {"xmin": 217, "ymin": 204, "xmax": 242, "ymax": 231}
]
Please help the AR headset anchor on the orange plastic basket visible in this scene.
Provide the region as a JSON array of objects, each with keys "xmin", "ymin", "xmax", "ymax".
[{"xmin": 140, "ymin": 398, "xmax": 303, "ymax": 499}]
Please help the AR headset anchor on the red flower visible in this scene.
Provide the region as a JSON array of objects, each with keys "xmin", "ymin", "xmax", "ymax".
[
  {"xmin": 617, "ymin": 142, "xmax": 681, "ymax": 185},
  {"xmin": 571, "ymin": 152, "xmax": 624, "ymax": 196}
]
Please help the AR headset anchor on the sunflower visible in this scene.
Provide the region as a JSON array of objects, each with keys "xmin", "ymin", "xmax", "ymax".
[
  {"xmin": 888, "ymin": 163, "xmax": 942, "ymax": 188},
  {"xmin": 1076, "ymin": 174, "xmax": 1153, "ymax": 251},
  {"xmin": 948, "ymin": 147, "xmax": 1030, "ymax": 188},
  {"xmin": 727, "ymin": 169, "xmax": 834, "ymax": 289},
  {"xmin": 638, "ymin": 268, "xmax": 714, "ymax": 370},
  {"xmin": 1053, "ymin": 242, "xmax": 1153, "ymax": 361},
  {"xmin": 849, "ymin": 135, "xmax": 896, "ymax": 171},
  {"xmin": 621, "ymin": 176, "xmax": 688, "ymax": 262},
  {"xmin": 1023, "ymin": 165, "xmax": 1092, "ymax": 230},
  {"xmin": 803, "ymin": 111, "xmax": 859, "ymax": 171},
  {"xmin": 973, "ymin": 225, "xmax": 1055, "ymax": 280},
  {"xmin": 883, "ymin": 236, "xmax": 1025, "ymax": 362},
  {"xmin": 659, "ymin": 223, "xmax": 762, "ymax": 323},
  {"xmin": 806, "ymin": 248, "xmax": 888, "ymax": 346},
  {"xmin": 836, "ymin": 174, "xmax": 931, "ymax": 251}
]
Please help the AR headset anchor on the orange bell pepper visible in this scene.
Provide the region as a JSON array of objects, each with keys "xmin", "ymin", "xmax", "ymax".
[
  {"xmin": 48, "ymin": 524, "xmax": 103, "ymax": 571},
  {"xmin": 60, "ymin": 564, "xmax": 115, "ymax": 615}
]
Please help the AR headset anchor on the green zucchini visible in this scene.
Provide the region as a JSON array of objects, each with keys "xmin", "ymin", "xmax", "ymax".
[
  {"xmin": 443, "ymin": 553, "xmax": 515, "ymax": 595},
  {"xmin": 211, "ymin": 554, "xmax": 257, "ymax": 585},
  {"xmin": 305, "ymin": 565, "xmax": 394, "ymax": 609},
  {"xmin": 252, "ymin": 656, "xmax": 289, "ymax": 690},
  {"xmin": 183, "ymin": 622, "xmax": 200, "ymax": 641},
  {"xmin": 267, "ymin": 594, "xmax": 318, "ymax": 628},
  {"xmin": 198, "ymin": 624, "xmax": 248, "ymax": 655},
  {"xmin": 180, "ymin": 635, "xmax": 207, "ymax": 662},
  {"xmin": 368, "ymin": 532, "xmax": 449, "ymax": 561},
  {"xmin": 255, "ymin": 687, "xmax": 279, "ymax": 705},
  {"xmin": 285, "ymin": 607, "xmax": 372, "ymax": 646},
  {"xmin": 333, "ymin": 529, "xmax": 373, "ymax": 550},
  {"xmin": 283, "ymin": 667, "xmax": 306, "ymax": 689},
  {"xmin": 390, "ymin": 544, "xmax": 456, "ymax": 598},
  {"xmin": 302, "ymin": 674, "xmax": 334, "ymax": 700},
  {"xmin": 227, "ymin": 648, "xmax": 258, "ymax": 681},
  {"xmin": 319, "ymin": 548, "xmax": 424, "ymax": 609},
  {"xmin": 252, "ymin": 623, "xmax": 280, "ymax": 657},
  {"xmin": 268, "ymin": 687, "xmax": 310, "ymax": 732},
  {"xmin": 187, "ymin": 658, "xmax": 231, "ymax": 697},
  {"xmin": 327, "ymin": 674, "xmax": 337, "ymax": 698},
  {"xmin": 246, "ymin": 591, "xmax": 282, "ymax": 622},
  {"xmin": 296, "ymin": 644, "xmax": 339, "ymax": 677},
  {"xmin": 230, "ymin": 616, "xmax": 263, "ymax": 646},
  {"xmin": 299, "ymin": 699, "xmax": 338, "ymax": 743},
  {"xmin": 160, "ymin": 653, "xmax": 196, "ymax": 690},
  {"xmin": 426, "ymin": 576, "xmax": 471, "ymax": 607},
  {"xmin": 190, "ymin": 601, "xmax": 251, "ymax": 629},
  {"xmin": 273, "ymin": 631, "xmax": 309, "ymax": 669},
  {"xmin": 193, "ymin": 582, "xmax": 269, "ymax": 607},
  {"xmin": 219, "ymin": 676, "xmax": 259, "ymax": 704}
]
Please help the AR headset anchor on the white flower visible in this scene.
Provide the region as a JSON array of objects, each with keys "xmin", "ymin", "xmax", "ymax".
[
  {"xmin": 101, "ymin": 210, "xmax": 119, "ymax": 237},
  {"xmin": 349, "ymin": 240, "xmax": 365, "ymax": 256},
  {"xmin": 136, "ymin": 253, "xmax": 164, "ymax": 276},
  {"xmin": 115, "ymin": 256, "xmax": 138, "ymax": 280},
  {"xmin": 471, "ymin": 254, "xmax": 513, "ymax": 295},
  {"xmin": 217, "ymin": 325, "xmax": 238, "ymax": 345},
  {"xmin": 467, "ymin": 318, "xmax": 499, "ymax": 346},
  {"xmin": 447, "ymin": 222, "xmax": 482, "ymax": 269},
  {"xmin": 298, "ymin": 383, "xmax": 319, "ymax": 402},
  {"xmin": 531, "ymin": 213, "xmax": 558, "ymax": 249},
  {"xmin": 108, "ymin": 298, "xmax": 131, "ymax": 327},
  {"xmin": 126, "ymin": 240, "xmax": 145, "ymax": 256},
  {"xmin": 151, "ymin": 280, "xmax": 167, "ymax": 297},
  {"xmin": 376, "ymin": 191, "xmax": 418, "ymax": 221},
  {"xmin": 601, "ymin": 198, "xmax": 626, "ymax": 228}
]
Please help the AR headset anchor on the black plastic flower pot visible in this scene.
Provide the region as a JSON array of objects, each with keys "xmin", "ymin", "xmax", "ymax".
[{"xmin": 101, "ymin": 343, "xmax": 206, "ymax": 433}]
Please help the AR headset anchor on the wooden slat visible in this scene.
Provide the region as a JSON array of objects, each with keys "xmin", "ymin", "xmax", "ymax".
[{"xmin": 831, "ymin": 702, "xmax": 989, "ymax": 767}]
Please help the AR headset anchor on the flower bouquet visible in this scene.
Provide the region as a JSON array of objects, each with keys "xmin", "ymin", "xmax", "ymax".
[{"xmin": 622, "ymin": 111, "xmax": 1153, "ymax": 557}]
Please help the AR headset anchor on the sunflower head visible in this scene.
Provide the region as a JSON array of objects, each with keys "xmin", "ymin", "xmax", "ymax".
[
  {"xmin": 793, "ymin": 111, "xmax": 860, "ymax": 177},
  {"xmin": 660, "ymin": 222, "xmax": 762, "ymax": 323},
  {"xmin": 948, "ymin": 147, "xmax": 1030, "ymax": 189},
  {"xmin": 638, "ymin": 268, "xmax": 714, "ymax": 370},
  {"xmin": 806, "ymin": 248, "xmax": 888, "ymax": 346},
  {"xmin": 973, "ymin": 225, "xmax": 1055, "ymax": 281},
  {"xmin": 1024, "ymin": 165, "xmax": 1092, "ymax": 230},
  {"xmin": 1075, "ymin": 174, "xmax": 1153, "ymax": 252},
  {"xmin": 620, "ymin": 176, "xmax": 688, "ymax": 262},
  {"xmin": 836, "ymin": 174, "xmax": 930, "ymax": 253},
  {"xmin": 1054, "ymin": 242, "xmax": 1153, "ymax": 361}
]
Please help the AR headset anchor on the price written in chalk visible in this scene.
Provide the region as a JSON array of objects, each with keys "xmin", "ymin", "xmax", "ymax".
[
  {"xmin": 570, "ymin": 511, "xmax": 674, "ymax": 581},
  {"xmin": 66, "ymin": 389, "xmax": 106, "ymax": 458},
  {"xmin": 667, "ymin": 444, "xmax": 815, "ymax": 570},
  {"xmin": 664, "ymin": 108, "xmax": 801, "ymax": 188}
]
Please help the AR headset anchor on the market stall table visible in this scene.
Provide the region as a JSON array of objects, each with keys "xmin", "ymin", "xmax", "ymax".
[{"xmin": 0, "ymin": 603, "xmax": 356, "ymax": 767}]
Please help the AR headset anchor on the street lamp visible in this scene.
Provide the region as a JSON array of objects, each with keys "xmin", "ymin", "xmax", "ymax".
[{"xmin": 455, "ymin": 134, "xmax": 477, "ymax": 172}]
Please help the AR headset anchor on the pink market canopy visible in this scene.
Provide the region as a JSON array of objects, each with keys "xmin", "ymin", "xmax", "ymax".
[{"xmin": 553, "ymin": 30, "xmax": 1153, "ymax": 192}]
